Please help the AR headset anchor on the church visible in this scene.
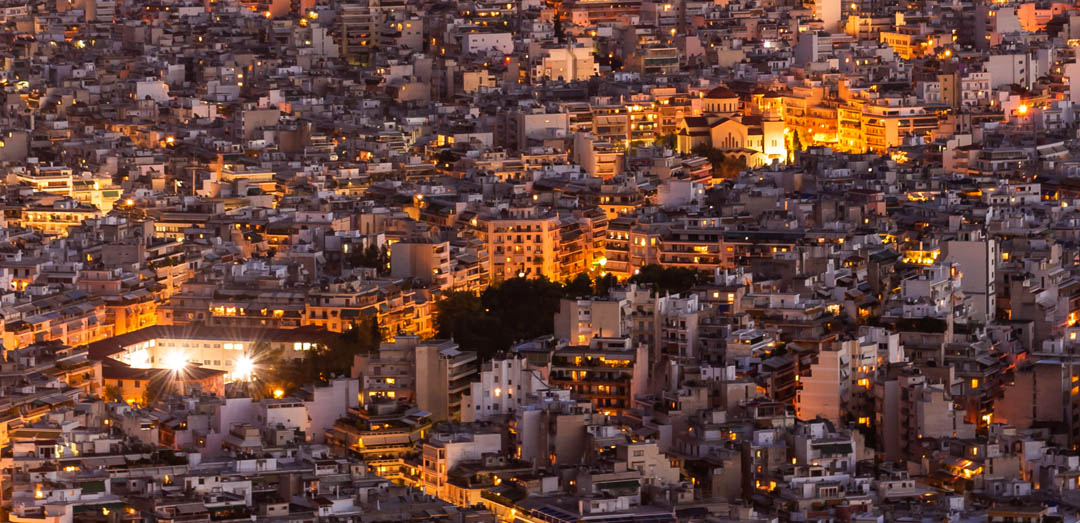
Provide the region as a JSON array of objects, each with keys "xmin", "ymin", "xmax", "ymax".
[{"xmin": 675, "ymin": 85, "xmax": 788, "ymax": 168}]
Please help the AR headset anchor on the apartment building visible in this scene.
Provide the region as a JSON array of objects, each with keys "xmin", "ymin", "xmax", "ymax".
[
  {"xmin": 420, "ymin": 426, "xmax": 503, "ymax": 500},
  {"xmin": 6, "ymin": 198, "xmax": 103, "ymax": 237},
  {"xmin": 390, "ymin": 240, "xmax": 451, "ymax": 287},
  {"xmin": 417, "ymin": 339, "xmax": 480, "ymax": 422},
  {"xmin": 2, "ymin": 290, "xmax": 110, "ymax": 349},
  {"xmin": 554, "ymin": 296, "xmax": 630, "ymax": 345},
  {"xmin": 547, "ymin": 337, "xmax": 648, "ymax": 415},
  {"xmin": 794, "ymin": 342, "xmax": 851, "ymax": 425},
  {"xmin": 534, "ymin": 45, "xmax": 597, "ymax": 83},
  {"xmin": 462, "ymin": 354, "xmax": 551, "ymax": 422},
  {"xmin": 860, "ymin": 99, "xmax": 939, "ymax": 154},
  {"xmin": 305, "ymin": 282, "xmax": 435, "ymax": 337},
  {"xmin": 474, "ymin": 208, "xmax": 560, "ymax": 283}
]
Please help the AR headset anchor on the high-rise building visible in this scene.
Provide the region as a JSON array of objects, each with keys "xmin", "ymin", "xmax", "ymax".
[
  {"xmin": 794, "ymin": 342, "xmax": 851, "ymax": 425},
  {"xmin": 462, "ymin": 354, "xmax": 551, "ymax": 422},
  {"xmin": 547, "ymin": 337, "xmax": 648, "ymax": 415},
  {"xmin": 812, "ymin": 0, "xmax": 841, "ymax": 32},
  {"xmin": 944, "ymin": 229, "xmax": 998, "ymax": 324},
  {"xmin": 416, "ymin": 339, "xmax": 480, "ymax": 422},
  {"xmin": 339, "ymin": 3, "xmax": 375, "ymax": 63}
]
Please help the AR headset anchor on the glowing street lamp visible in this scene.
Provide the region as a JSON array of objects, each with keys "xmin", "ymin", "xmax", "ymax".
[
  {"xmin": 164, "ymin": 351, "xmax": 187, "ymax": 395},
  {"xmin": 235, "ymin": 355, "xmax": 255, "ymax": 381},
  {"xmin": 164, "ymin": 351, "xmax": 187, "ymax": 372}
]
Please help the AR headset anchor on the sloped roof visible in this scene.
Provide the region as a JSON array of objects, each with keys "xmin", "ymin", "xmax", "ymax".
[{"xmin": 705, "ymin": 85, "xmax": 738, "ymax": 99}]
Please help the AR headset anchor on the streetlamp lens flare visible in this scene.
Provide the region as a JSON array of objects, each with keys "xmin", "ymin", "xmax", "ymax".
[
  {"xmin": 164, "ymin": 352, "xmax": 187, "ymax": 372},
  {"xmin": 235, "ymin": 355, "xmax": 254, "ymax": 381}
]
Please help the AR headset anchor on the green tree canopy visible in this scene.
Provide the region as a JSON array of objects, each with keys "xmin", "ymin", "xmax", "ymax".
[
  {"xmin": 594, "ymin": 273, "xmax": 618, "ymax": 297},
  {"xmin": 435, "ymin": 277, "xmax": 566, "ymax": 358},
  {"xmin": 628, "ymin": 264, "xmax": 703, "ymax": 296},
  {"xmin": 271, "ymin": 316, "xmax": 382, "ymax": 394},
  {"xmin": 564, "ymin": 273, "xmax": 594, "ymax": 298},
  {"xmin": 690, "ymin": 144, "xmax": 747, "ymax": 178}
]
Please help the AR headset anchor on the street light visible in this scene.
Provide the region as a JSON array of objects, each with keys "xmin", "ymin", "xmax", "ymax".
[
  {"xmin": 164, "ymin": 351, "xmax": 187, "ymax": 396},
  {"xmin": 164, "ymin": 351, "xmax": 187, "ymax": 372},
  {"xmin": 235, "ymin": 355, "xmax": 254, "ymax": 381}
]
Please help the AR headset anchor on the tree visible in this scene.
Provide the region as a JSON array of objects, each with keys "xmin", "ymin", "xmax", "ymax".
[
  {"xmin": 367, "ymin": 314, "xmax": 382, "ymax": 346},
  {"xmin": 103, "ymin": 384, "xmax": 123, "ymax": 403},
  {"xmin": 788, "ymin": 130, "xmax": 803, "ymax": 163},
  {"xmin": 594, "ymin": 273, "xmax": 618, "ymax": 297},
  {"xmin": 436, "ymin": 149, "xmax": 456, "ymax": 168},
  {"xmin": 716, "ymin": 154, "xmax": 746, "ymax": 179},
  {"xmin": 629, "ymin": 264, "xmax": 702, "ymax": 296},
  {"xmin": 140, "ymin": 373, "xmax": 170, "ymax": 406},
  {"xmin": 351, "ymin": 244, "xmax": 382, "ymax": 270},
  {"xmin": 480, "ymin": 276, "xmax": 564, "ymax": 345},
  {"xmin": 319, "ymin": 317, "xmax": 382, "ymax": 377},
  {"xmin": 434, "ymin": 291, "xmax": 497, "ymax": 355},
  {"xmin": 434, "ymin": 277, "xmax": 566, "ymax": 358},
  {"xmin": 378, "ymin": 245, "xmax": 390, "ymax": 275},
  {"xmin": 692, "ymin": 144, "xmax": 724, "ymax": 166},
  {"xmin": 270, "ymin": 317, "xmax": 382, "ymax": 392},
  {"xmin": 564, "ymin": 273, "xmax": 593, "ymax": 298},
  {"xmin": 691, "ymin": 144, "xmax": 745, "ymax": 179}
]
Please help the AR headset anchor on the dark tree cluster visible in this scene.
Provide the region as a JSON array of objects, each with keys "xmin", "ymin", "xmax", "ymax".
[
  {"xmin": 349, "ymin": 244, "xmax": 389, "ymax": 274},
  {"xmin": 434, "ymin": 267, "xmax": 700, "ymax": 357},
  {"xmin": 628, "ymin": 264, "xmax": 703, "ymax": 296},
  {"xmin": 272, "ymin": 315, "xmax": 383, "ymax": 393},
  {"xmin": 434, "ymin": 277, "xmax": 564, "ymax": 358},
  {"xmin": 690, "ymin": 144, "xmax": 749, "ymax": 179}
]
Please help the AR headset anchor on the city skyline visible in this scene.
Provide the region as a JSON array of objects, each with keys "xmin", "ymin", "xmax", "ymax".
[{"xmin": 0, "ymin": 0, "xmax": 1077, "ymax": 521}]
